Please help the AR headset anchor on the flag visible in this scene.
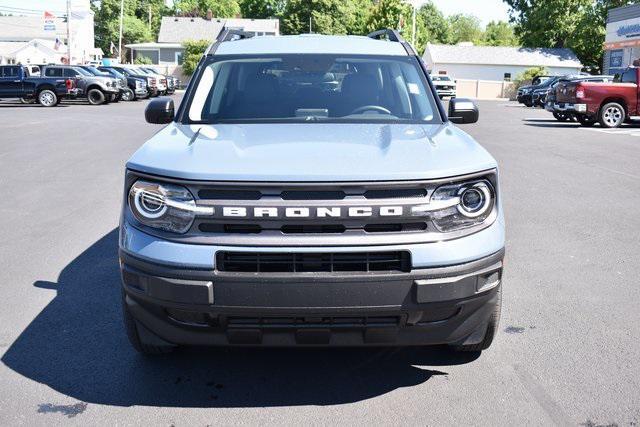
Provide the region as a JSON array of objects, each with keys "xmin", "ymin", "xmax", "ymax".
[{"xmin": 54, "ymin": 37, "xmax": 61, "ymax": 50}]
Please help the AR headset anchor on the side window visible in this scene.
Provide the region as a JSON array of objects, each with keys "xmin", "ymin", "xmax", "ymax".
[
  {"xmin": 621, "ymin": 69, "xmax": 637, "ymax": 84},
  {"xmin": 63, "ymin": 68, "xmax": 78, "ymax": 77},
  {"xmin": 45, "ymin": 68, "xmax": 63, "ymax": 77},
  {"xmin": 3, "ymin": 66, "xmax": 20, "ymax": 77}
]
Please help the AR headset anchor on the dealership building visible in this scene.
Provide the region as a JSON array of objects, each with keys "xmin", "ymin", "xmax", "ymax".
[{"xmin": 605, "ymin": 4, "xmax": 640, "ymax": 75}]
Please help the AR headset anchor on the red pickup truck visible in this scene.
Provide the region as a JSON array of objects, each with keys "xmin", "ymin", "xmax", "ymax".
[{"xmin": 554, "ymin": 67, "xmax": 640, "ymax": 128}]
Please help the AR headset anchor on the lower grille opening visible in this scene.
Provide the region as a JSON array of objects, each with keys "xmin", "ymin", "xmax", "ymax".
[
  {"xmin": 227, "ymin": 315, "xmax": 401, "ymax": 329},
  {"xmin": 364, "ymin": 222, "xmax": 428, "ymax": 233},
  {"xmin": 281, "ymin": 224, "xmax": 346, "ymax": 234},
  {"xmin": 216, "ymin": 251, "xmax": 411, "ymax": 273}
]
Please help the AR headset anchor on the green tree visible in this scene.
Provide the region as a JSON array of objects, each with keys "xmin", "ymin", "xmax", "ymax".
[
  {"xmin": 414, "ymin": 1, "xmax": 450, "ymax": 51},
  {"xmin": 504, "ymin": 0, "xmax": 640, "ymax": 72},
  {"xmin": 282, "ymin": 0, "xmax": 350, "ymax": 35},
  {"xmin": 173, "ymin": 0, "xmax": 241, "ymax": 18},
  {"xmin": 239, "ymin": 0, "xmax": 286, "ymax": 18},
  {"xmin": 182, "ymin": 39, "xmax": 210, "ymax": 75},
  {"xmin": 483, "ymin": 20, "xmax": 519, "ymax": 46},
  {"xmin": 344, "ymin": 0, "xmax": 376, "ymax": 35},
  {"xmin": 365, "ymin": 0, "xmax": 412, "ymax": 34},
  {"xmin": 93, "ymin": 0, "xmax": 154, "ymax": 59},
  {"xmin": 447, "ymin": 13, "xmax": 483, "ymax": 44}
]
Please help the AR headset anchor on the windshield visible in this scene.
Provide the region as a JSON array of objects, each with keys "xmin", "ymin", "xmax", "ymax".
[
  {"xmin": 100, "ymin": 67, "xmax": 124, "ymax": 78},
  {"xmin": 187, "ymin": 54, "xmax": 439, "ymax": 124},
  {"xmin": 74, "ymin": 67, "xmax": 93, "ymax": 76}
]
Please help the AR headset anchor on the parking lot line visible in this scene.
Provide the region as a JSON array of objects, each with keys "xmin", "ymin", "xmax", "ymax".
[{"xmin": 579, "ymin": 127, "xmax": 640, "ymax": 136}]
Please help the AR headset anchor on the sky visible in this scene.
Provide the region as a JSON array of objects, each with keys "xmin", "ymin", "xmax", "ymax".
[{"xmin": 0, "ymin": 0, "xmax": 512, "ymax": 28}]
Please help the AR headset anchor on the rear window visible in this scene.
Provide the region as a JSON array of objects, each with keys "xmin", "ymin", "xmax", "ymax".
[
  {"xmin": 620, "ymin": 68, "xmax": 637, "ymax": 84},
  {"xmin": 187, "ymin": 54, "xmax": 439, "ymax": 124},
  {"xmin": 44, "ymin": 68, "xmax": 63, "ymax": 77}
]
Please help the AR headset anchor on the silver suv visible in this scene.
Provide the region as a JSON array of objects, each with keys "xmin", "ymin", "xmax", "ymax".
[{"xmin": 120, "ymin": 29, "xmax": 504, "ymax": 355}]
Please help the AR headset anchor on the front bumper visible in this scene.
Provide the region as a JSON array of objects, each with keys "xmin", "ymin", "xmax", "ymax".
[
  {"xmin": 135, "ymin": 87, "xmax": 148, "ymax": 97},
  {"xmin": 436, "ymin": 89, "xmax": 456, "ymax": 97},
  {"xmin": 119, "ymin": 218, "xmax": 505, "ymax": 347}
]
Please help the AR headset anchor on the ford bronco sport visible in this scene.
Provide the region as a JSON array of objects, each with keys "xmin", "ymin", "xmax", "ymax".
[{"xmin": 120, "ymin": 29, "xmax": 505, "ymax": 355}]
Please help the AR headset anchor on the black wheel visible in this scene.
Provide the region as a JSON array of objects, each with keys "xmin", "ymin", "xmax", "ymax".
[
  {"xmin": 451, "ymin": 287, "xmax": 501, "ymax": 352},
  {"xmin": 122, "ymin": 294, "xmax": 175, "ymax": 355},
  {"xmin": 553, "ymin": 112, "xmax": 570, "ymax": 121},
  {"xmin": 121, "ymin": 88, "xmax": 134, "ymax": 101},
  {"xmin": 599, "ymin": 102, "xmax": 625, "ymax": 128},
  {"xmin": 87, "ymin": 88, "xmax": 106, "ymax": 105},
  {"xmin": 38, "ymin": 89, "xmax": 58, "ymax": 107},
  {"xmin": 20, "ymin": 97, "xmax": 35, "ymax": 104},
  {"xmin": 110, "ymin": 94, "xmax": 119, "ymax": 103},
  {"xmin": 577, "ymin": 114, "xmax": 596, "ymax": 127},
  {"xmin": 524, "ymin": 101, "xmax": 533, "ymax": 107}
]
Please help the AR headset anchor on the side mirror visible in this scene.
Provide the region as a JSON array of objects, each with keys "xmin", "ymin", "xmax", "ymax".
[
  {"xmin": 145, "ymin": 97, "xmax": 174, "ymax": 124},
  {"xmin": 448, "ymin": 98, "xmax": 479, "ymax": 124}
]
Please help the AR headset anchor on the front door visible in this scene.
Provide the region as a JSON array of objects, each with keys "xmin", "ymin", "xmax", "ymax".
[{"xmin": 0, "ymin": 66, "xmax": 23, "ymax": 98}]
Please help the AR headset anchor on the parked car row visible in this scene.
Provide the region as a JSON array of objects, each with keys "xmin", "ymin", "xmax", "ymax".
[
  {"xmin": 517, "ymin": 68, "xmax": 640, "ymax": 128},
  {"xmin": 0, "ymin": 64, "xmax": 180, "ymax": 107}
]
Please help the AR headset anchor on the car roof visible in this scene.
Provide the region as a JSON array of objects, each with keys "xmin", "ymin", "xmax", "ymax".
[{"xmin": 214, "ymin": 34, "xmax": 409, "ymax": 56}]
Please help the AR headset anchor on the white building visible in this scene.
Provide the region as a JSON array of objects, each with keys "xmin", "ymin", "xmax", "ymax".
[
  {"xmin": 125, "ymin": 16, "xmax": 279, "ymax": 67},
  {"xmin": 423, "ymin": 43, "xmax": 583, "ymax": 82},
  {"xmin": 0, "ymin": 0, "xmax": 101, "ymax": 65},
  {"xmin": 604, "ymin": 4, "xmax": 640, "ymax": 76}
]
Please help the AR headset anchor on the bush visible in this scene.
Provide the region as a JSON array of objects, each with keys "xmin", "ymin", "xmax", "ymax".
[
  {"xmin": 182, "ymin": 39, "xmax": 210, "ymax": 76},
  {"xmin": 514, "ymin": 66, "xmax": 547, "ymax": 88},
  {"xmin": 134, "ymin": 55, "xmax": 153, "ymax": 65}
]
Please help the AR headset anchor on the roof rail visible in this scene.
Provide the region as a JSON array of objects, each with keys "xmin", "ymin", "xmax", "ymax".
[
  {"xmin": 205, "ymin": 29, "xmax": 255, "ymax": 55},
  {"xmin": 367, "ymin": 29, "xmax": 405, "ymax": 43}
]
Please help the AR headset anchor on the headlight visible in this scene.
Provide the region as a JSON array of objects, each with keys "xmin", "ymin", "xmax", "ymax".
[
  {"xmin": 425, "ymin": 179, "xmax": 496, "ymax": 232},
  {"xmin": 128, "ymin": 180, "xmax": 210, "ymax": 233}
]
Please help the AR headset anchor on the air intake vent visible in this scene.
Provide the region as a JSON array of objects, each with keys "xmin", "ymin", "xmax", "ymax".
[
  {"xmin": 364, "ymin": 188, "xmax": 428, "ymax": 199},
  {"xmin": 280, "ymin": 190, "xmax": 346, "ymax": 200},
  {"xmin": 198, "ymin": 189, "xmax": 262, "ymax": 200},
  {"xmin": 216, "ymin": 251, "xmax": 411, "ymax": 273}
]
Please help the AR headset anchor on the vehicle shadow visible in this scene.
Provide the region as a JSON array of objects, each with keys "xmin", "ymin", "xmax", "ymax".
[
  {"xmin": 0, "ymin": 103, "xmax": 69, "ymax": 108},
  {"xmin": 2, "ymin": 229, "xmax": 479, "ymax": 408}
]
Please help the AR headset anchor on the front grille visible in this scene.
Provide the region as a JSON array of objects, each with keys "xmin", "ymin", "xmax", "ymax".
[
  {"xmin": 216, "ymin": 251, "xmax": 411, "ymax": 273},
  {"xmin": 227, "ymin": 315, "xmax": 402, "ymax": 329}
]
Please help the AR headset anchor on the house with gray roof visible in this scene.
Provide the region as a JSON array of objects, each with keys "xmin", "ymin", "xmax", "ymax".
[
  {"xmin": 423, "ymin": 43, "xmax": 583, "ymax": 82},
  {"xmin": 125, "ymin": 16, "xmax": 279, "ymax": 66}
]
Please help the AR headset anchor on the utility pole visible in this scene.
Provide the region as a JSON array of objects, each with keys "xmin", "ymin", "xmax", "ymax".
[
  {"xmin": 66, "ymin": 0, "xmax": 71, "ymax": 64},
  {"xmin": 309, "ymin": 16, "xmax": 312, "ymax": 33},
  {"xmin": 148, "ymin": 4, "xmax": 151, "ymax": 30},
  {"xmin": 118, "ymin": 0, "xmax": 124, "ymax": 63},
  {"xmin": 411, "ymin": 3, "xmax": 416, "ymax": 46}
]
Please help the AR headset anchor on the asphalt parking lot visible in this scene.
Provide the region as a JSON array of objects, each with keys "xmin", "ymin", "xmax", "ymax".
[{"xmin": 0, "ymin": 97, "xmax": 638, "ymax": 426}]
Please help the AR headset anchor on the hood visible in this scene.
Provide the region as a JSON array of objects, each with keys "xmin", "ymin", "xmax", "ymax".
[{"xmin": 126, "ymin": 123, "xmax": 497, "ymax": 182}]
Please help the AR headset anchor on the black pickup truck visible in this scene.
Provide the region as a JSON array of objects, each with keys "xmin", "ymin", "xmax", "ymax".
[{"xmin": 0, "ymin": 65, "xmax": 77, "ymax": 106}]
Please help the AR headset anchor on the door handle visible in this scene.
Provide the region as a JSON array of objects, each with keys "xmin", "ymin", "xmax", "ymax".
[{"xmin": 14, "ymin": 80, "xmax": 21, "ymax": 82}]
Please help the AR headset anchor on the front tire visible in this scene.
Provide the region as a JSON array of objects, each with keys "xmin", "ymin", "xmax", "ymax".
[
  {"xmin": 87, "ymin": 88, "xmax": 105, "ymax": 105},
  {"xmin": 20, "ymin": 97, "xmax": 35, "ymax": 104},
  {"xmin": 38, "ymin": 89, "xmax": 58, "ymax": 107},
  {"xmin": 451, "ymin": 287, "xmax": 502, "ymax": 352},
  {"xmin": 599, "ymin": 102, "xmax": 625, "ymax": 128},
  {"xmin": 121, "ymin": 88, "xmax": 134, "ymax": 101}
]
